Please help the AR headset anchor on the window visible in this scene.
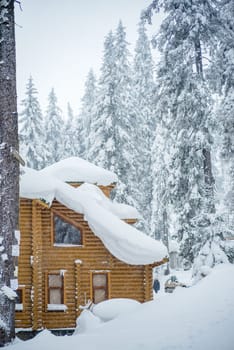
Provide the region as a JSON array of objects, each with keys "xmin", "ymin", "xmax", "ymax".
[
  {"xmin": 53, "ymin": 214, "xmax": 82, "ymax": 246},
  {"xmin": 47, "ymin": 273, "xmax": 67, "ymax": 311},
  {"xmin": 15, "ymin": 287, "xmax": 24, "ymax": 311},
  {"xmin": 92, "ymin": 273, "xmax": 109, "ymax": 304}
]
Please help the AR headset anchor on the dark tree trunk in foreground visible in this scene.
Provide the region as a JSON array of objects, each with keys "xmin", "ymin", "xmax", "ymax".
[{"xmin": 0, "ymin": 0, "xmax": 19, "ymax": 346}]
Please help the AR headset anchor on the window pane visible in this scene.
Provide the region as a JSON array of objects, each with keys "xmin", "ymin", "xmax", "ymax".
[
  {"xmin": 93, "ymin": 274, "xmax": 107, "ymax": 287},
  {"xmin": 49, "ymin": 289, "xmax": 62, "ymax": 304},
  {"xmin": 54, "ymin": 215, "xmax": 82, "ymax": 245},
  {"xmin": 94, "ymin": 289, "xmax": 106, "ymax": 304},
  {"xmin": 49, "ymin": 274, "xmax": 62, "ymax": 288}
]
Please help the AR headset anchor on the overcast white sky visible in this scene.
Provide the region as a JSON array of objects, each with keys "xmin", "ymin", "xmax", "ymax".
[{"xmin": 15, "ymin": 0, "xmax": 160, "ymax": 116}]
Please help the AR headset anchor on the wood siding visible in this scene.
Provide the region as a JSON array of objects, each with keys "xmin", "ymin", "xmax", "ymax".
[
  {"xmin": 16, "ymin": 191, "xmax": 154, "ymax": 330},
  {"xmin": 15, "ymin": 199, "xmax": 33, "ymax": 329}
]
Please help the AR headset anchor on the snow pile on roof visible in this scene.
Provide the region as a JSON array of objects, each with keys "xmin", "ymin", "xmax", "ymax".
[
  {"xmin": 20, "ymin": 167, "xmax": 58, "ymax": 204},
  {"xmin": 20, "ymin": 160, "xmax": 167, "ymax": 265},
  {"xmin": 77, "ymin": 184, "xmax": 140, "ymax": 220},
  {"xmin": 39, "ymin": 157, "xmax": 118, "ymax": 185}
]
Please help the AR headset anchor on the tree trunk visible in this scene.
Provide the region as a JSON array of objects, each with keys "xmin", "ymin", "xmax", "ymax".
[
  {"xmin": 194, "ymin": 38, "xmax": 215, "ymax": 214},
  {"xmin": 202, "ymin": 148, "xmax": 215, "ymax": 213},
  {"xmin": 0, "ymin": 0, "xmax": 19, "ymax": 346},
  {"xmin": 162, "ymin": 209, "xmax": 170, "ymax": 274},
  {"xmin": 194, "ymin": 38, "xmax": 203, "ymax": 79}
]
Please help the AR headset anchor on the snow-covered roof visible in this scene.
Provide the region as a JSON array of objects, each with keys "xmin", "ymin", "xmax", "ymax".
[
  {"xmin": 20, "ymin": 159, "xmax": 167, "ymax": 265},
  {"xmin": 39, "ymin": 157, "xmax": 118, "ymax": 185}
]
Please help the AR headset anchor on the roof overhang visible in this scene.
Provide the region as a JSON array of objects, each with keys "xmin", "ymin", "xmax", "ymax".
[{"xmin": 151, "ymin": 257, "xmax": 169, "ymax": 268}]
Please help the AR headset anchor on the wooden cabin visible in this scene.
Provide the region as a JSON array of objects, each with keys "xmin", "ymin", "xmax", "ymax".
[{"xmin": 15, "ymin": 158, "xmax": 167, "ymax": 332}]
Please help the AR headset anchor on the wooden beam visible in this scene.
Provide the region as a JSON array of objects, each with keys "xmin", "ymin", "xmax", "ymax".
[{"xmin": 151, "ymin": 257, "xmax": 169, "ymax": 268}]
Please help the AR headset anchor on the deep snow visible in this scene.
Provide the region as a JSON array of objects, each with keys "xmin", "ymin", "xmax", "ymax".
[{"xmin": 5, "ymin": 263, "xmax": 234, "ymax": 350}]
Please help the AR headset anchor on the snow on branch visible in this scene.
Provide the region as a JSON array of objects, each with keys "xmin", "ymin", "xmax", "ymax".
[{"xmin": 0, "ymin": 285, "xmax": 17, "ymax": 300}]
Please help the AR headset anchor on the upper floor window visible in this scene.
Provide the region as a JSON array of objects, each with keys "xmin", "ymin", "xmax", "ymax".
[{"xmin": 53, "ymin": 214, "xmax": 82, "ymax": 246}]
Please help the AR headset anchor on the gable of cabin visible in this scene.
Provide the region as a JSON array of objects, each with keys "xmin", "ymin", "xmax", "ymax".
[{"xmin": 16, "ymin": 193, "xmax": 154, "ymax": 331}]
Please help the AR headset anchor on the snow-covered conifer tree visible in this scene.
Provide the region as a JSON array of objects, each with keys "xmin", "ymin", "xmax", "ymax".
[
  {"xmin": 80, "ymin": 69, "xmax": 97, "ymax": 158},
  {"xmin": 44, "ymin": 88, "xmax": 64, "ymax": 164},
  {"xmin": 207, "ymin": 0, "xmax": 234, "ymax": 263},
  {"xmin": 144, "ymin": 0, "xmax": 226, "ymax": 270},
  {"xmin": 87, "ymin": 31, "xmax": 116, "ymax": 169},
  {"xmin": 19, "ymin": 76, "xmax": 46, "ymax": 169},
  {"xmin": 215, "ymin": 0, "xmax": 234, "ymax": 225},
  {"xmin": 73, "ymin": 113, "xmax": 86, "ymax": 158},
  {"xmin": 63, "ymin": 103, "xmax": 77, "ymax": 158},
  {"xmin": 88, "ymin": 24, "xmax": 137, "ymax": 206},
  {"xmin": 111, "ymin": 21, "xmax": 138, "ymax": 204},
  {"xmin": 133, "ymin": 18, "xmax": 156, "ymax": 232}
]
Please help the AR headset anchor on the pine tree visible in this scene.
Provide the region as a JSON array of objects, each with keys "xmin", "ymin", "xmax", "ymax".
[
  {"xmin": 144, "ymin": 0, "xmax": 224, "ymax": 269},
  {"xmin": 87, "ymin": 31, "xmax": 117, "ymax": 170},
  {"xmin": 214, "ymin": 0, "xmax": 234, "ymax": 228},
  {"xmin": 112, "ymin": 21, "xmax": 138, "ymax": 204},
  {"xmin": 19, "ymin": 76, "xmax": 46, "ymax": 169},
  {"xmin": 133, "ymin": 18, "xmax": 156, "ymax": 233},
  {"xmin": 45, "ymin": 88, "xmax": 64, "ymax": 164},
  {"xmin": 80, "ymin": 69, "xmax": 97, "ymax": 157},
  {"xmin": 63, "ymin": 103, "xmax": 77, "ymax": 158},
  {"xmin": 73, "ymin": 114, "xmax": 86, "ymax": 158},
  {"xmin": 88, "ymin": 24, "xmax": 137, "ymax": 206},
  {"xmin": 151, "ymin": 121, "xmax": 170, "ymax": 243}
]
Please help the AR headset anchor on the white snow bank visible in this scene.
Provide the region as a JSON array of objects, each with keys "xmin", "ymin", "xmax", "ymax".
[
  {"xmin": 7, "ymin": 264, "xmax": 234, "ymax": 350},
  {"xmin": 20, "ymin": 165, "xmax": 167, "ymax": 265},
  {"xmin": 92, "ymin": 298, "xmax": 140, "ymax": 322},
  {"xmin": 74, "ymin": 310, "xmax": 102, "ymax": 335},
  {"xmin": 39, "ymin": 157, "xmax": 117, "ymax": 185},
  {"xmin": 74, "ymin": 299, "xmax": 140, "ymax": 335}
]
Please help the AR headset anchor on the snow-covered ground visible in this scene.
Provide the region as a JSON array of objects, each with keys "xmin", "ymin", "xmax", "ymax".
[{"xmin": 5, "ymin": 263, "xmax": 234, "ymax": 350}]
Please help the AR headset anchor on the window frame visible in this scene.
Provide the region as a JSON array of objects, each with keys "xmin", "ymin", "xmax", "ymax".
[
  {"xmin": 51, "ymin": 210, "xmax": 83, "ymax": 247},
  {"xmin": 90, "ymin": 271, "xmax": 110, "ymax": 304},
  {"xmin": 46, "ymin": 272, "xmax": 67, "ymax": 312}
]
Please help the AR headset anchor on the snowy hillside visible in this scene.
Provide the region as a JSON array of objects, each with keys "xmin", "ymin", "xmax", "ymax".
[{"xmin": 7, "ymin": 264, "xmax": 234, "ymax": 350}]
